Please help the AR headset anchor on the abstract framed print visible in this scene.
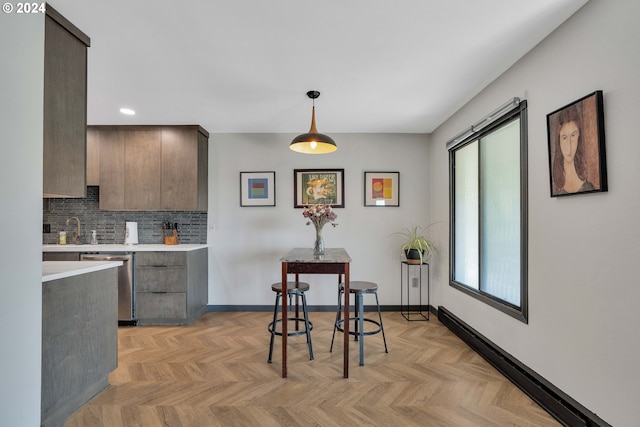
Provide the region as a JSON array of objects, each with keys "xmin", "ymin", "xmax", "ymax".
[
  {"xmin": 240, "ymin": 171, "xmax": 276, "ymax": 206},
  {"xmin": 364, "ymin": 171, "xmax": 399, "ymax": 207}
]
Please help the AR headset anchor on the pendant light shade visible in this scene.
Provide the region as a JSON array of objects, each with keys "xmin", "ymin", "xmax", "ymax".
[{"xmin": 290, "ymin": 90, "xmax": 337, "ymax": 154}]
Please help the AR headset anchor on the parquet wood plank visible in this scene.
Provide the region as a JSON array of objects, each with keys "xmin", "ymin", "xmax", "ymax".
[{"xmin": 63, "ymin": 312, "xmax": 560, "ymax": 426}]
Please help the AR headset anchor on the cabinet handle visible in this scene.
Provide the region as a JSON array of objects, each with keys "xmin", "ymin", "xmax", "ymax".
[
  {"xmin": 152, "ymin": 265, "xmax": 168, "ymax": 268},
  {"xmin": 152, "ymin": 291, "xmax": 168, "ymax": 294}
]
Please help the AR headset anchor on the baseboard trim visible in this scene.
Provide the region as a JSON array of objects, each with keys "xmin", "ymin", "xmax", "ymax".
[
  {"xmin": 437, "ymin": 306, "xmax": 610, "ymax": 427},
  {"xmin": 207, "ymin": 304, "xmax": 437, "ymax": 313}
]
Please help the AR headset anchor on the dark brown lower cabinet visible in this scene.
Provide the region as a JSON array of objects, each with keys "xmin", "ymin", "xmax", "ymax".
[
  {"xmin": 135, "ymin": 249, "xmax": 208, "ymax": 325},
  {"xmin": 41, "ymin": 267, "xmax": 117, "ymax": 427}
]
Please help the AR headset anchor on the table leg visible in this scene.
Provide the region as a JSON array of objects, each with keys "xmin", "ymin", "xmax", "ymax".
[
  {"xmin": 295, "ymin": 273, "xmax": 300, "ymax": 331},
  {"xmin": 281, "ymin": 262, "xmax": 288, "ymax": 378},
  {"xmin": 358, "ymin": 292, "xmax": 364, "ymax": 366},
  {"xmin": 343, "ymin": 263, "xmax": 350, "ymax": 378}
]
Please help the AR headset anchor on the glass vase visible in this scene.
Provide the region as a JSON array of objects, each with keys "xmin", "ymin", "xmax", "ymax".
[{"xmin": 313, "ymin": 223, "xmax": 325, "ymax": 255}]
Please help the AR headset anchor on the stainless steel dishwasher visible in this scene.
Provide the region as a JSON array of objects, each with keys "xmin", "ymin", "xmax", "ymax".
[{"xmin": 80, "ymin": 253, "xmax": 136, "ymax": 325}]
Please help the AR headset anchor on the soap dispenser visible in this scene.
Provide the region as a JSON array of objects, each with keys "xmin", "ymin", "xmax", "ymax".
[{"xmin": 90, "ymin": 230, "xmax": 98, "ymax": 245}]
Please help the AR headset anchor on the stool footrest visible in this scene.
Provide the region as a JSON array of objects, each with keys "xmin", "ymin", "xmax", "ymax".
[
  {"xmin": 268, "ymin": 318, "xmax": 314, "ymax": 338},
  {"xmin": 335, "ymin": 318, "xmax": 382, "ymax": 337}
]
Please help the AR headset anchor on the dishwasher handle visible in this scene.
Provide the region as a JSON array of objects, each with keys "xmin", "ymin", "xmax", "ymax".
[{"xmin": 81, "ymin": 254, "xmax": 131, "ymax": 262}]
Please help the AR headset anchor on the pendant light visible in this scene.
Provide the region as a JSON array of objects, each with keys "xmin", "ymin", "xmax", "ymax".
[{"xmin": 290, "ymin": 90, "xmax": 337, "ymax": 154}]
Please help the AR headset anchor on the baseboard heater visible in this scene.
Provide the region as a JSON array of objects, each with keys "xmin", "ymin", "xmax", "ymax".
[{"xmin": 437, "ymin": 306, "xmax": 610, "ymax": 427}]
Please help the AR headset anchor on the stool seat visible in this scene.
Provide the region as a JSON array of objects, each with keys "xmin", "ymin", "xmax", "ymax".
[
  {"xmin": 341, "ymin": 281, "xmax": 377, "ymax": 293},
  {"xmin": 268, "ymin": 281, "xmax": 313, "ymax": 363},
  {"xmin": 271, "ymin": 281, "xmax": 310, "ymax": 293}
]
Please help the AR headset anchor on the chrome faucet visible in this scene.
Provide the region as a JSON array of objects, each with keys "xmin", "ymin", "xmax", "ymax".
[{"xmin": 66, "ymin": 216, "xmax": 81, "ymax": 244}]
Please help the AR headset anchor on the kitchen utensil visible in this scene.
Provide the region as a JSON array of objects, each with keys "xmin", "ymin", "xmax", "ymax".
[
  {"xmin": 163, "ymin": 220, "xmax": 178, "ymax": 245},
  {"xmin": 124, "ymin": 222, "xmax": 138, "ymax": 245}
]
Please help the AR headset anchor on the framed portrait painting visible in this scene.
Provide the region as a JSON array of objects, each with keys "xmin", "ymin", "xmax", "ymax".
[
  {"xmin": 364, "ymin": 171, "xmax": 399, "ymax": 207},
  {"xmin": 546, "ymin": 90, "xmax": 607, "ymax": 197},
  {"xmin": 240, "ymin": 171, "xmax": 276, "ymax": 206},
  {"xmin": 294, "ymin": 168, "xmax": 344, "ymax": 208}
]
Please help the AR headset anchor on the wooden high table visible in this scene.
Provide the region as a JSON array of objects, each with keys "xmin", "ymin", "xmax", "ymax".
[{"xmin": 280, "ymin": 248, "xmax": 352, "ymax": 378}]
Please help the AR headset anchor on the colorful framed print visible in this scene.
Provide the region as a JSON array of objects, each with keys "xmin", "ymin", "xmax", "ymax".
[
  {"xmin": 547, "ymin": 90, "xmax": 607, "ymax": 197},
  {"xmin": 364, "ymin": 171, "xmax": 399, "ymax": 207},
  {"xmin": 240, "ymin": 171, "xmax": 276, "ymax": 207},
  {"xmin": 294, "ymin": 168, "xmax": 344, "ymax": 208}
]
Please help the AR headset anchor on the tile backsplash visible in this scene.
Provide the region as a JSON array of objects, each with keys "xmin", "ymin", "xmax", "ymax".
[{"xmin": 43, "ymin": 186, "xmax": 207, "ymax": 244}]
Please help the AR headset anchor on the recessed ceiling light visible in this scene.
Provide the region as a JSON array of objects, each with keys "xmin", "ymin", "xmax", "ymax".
[{"xmin": 119, "ymin": 108, "xmax": 135, "ymax": 115}]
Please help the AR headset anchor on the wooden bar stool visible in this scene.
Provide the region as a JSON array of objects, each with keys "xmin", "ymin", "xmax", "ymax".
[
  {"xmin": 268, "ymin": 281, "xmax": 314, "ymax": 363},
  {"xmin": 330, "ymin": 280, "xmax": 388, "ymax": 366}
]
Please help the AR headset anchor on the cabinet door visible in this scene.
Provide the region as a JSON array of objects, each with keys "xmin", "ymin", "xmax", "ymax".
[
  {"xmin": 98, "ymin": 130, "xmax": 125, "ymax": 210},
  {"xmin": 137, "ymin": 251, "xmax": 186, "ymax": 266},
  {"xmin": 197, "ymin": 131, "xmax": 209, "ymax": 211},
  {"xmin": 161, "ymin": 128, "xmax": 198, "ymax": 210},
  {"xmin": 161, "ymin": 128, "xmax": 208, "ymax": 211},
  {"xmin": 136, "ymin": 293, "xmax": 187, "ymax": 320},
  {"xmin": 43, "ymin": 14, "xmax": 88, "ymax": 198},
  {"xmin": 124, "ymin": 130, "xmax": 162, "ymax": 210},
  {"xmin": 42, "ymin": 252, "xmax": 81, "ymax": 261},
  {"xmin": 136, "ymin": 266, "xmax": 187, "ymax": 292},
  {"xmin": 86, "ymin": 128, "xmax": 100, "ymax": 186}
]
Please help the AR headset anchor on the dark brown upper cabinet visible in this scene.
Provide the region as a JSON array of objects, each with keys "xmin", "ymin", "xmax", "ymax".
[
  {"xmin": 88, "ymin": 125, "xmax": 209, "ymax": 211},
  {"xmin": 43, "ymin": 5, "xmax": 90, "ymax": 198}
]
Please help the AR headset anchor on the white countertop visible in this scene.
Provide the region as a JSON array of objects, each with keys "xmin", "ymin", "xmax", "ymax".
[
  {"xmin": 43, "ymin": 243, "xmax": 209, "ymax": 252},
  {"xmin": 42, "ymin": 261, "xmax": 123, "ymax": 282}
]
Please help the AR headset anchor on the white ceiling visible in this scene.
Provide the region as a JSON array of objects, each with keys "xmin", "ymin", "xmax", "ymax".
[{"xmin": 49, "ymin": 0, "xmax": 588, "ymax": 134}]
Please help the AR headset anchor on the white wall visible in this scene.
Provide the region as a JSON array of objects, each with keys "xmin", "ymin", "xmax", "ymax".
[
  {"xmin": 207, "ymin": 133, "xmax": 436, "ymax": 307},
  {"xmin": 0, "ymin": 12, "xmax": 44, "ymax": 426},
  {"xmin": 428, "ymin": 1, "xmax": 640, "ymax": 425}
]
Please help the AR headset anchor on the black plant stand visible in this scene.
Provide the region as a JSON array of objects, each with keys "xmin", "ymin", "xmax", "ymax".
[{"xmin": 400, "ymin": 261, "xmax": 429, "ymax": 321}]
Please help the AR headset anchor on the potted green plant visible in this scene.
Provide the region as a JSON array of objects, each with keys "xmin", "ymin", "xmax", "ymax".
[{"xmin": 394, "ymin": 225, "xmax": 437, "ymax": 264}]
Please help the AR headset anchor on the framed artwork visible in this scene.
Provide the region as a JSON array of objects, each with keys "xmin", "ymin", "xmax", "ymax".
[
  {"xmin": 294, "ymin": 168, "xmax": 344, "ymax": 208},
  {"xmin": 240, "ymin": 171, "xmax": 276, "ymax": 206},
  {"xmin": 364, "ymin": 171, "xmax": 399, "ymax": 207},
  {"xmin": 547, "ymin": 90, "xmax": 607, "ymax": 197}
]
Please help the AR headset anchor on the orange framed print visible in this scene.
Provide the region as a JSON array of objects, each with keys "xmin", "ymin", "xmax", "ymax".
[{"xmin": 364, "ymin": 171, "xmax": 399, "ymax": 207}]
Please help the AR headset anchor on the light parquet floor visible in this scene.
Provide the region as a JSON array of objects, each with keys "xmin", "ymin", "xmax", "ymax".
[{"xmin": 64, "ymin": 311, "xmax": 560, "ymax": 427}]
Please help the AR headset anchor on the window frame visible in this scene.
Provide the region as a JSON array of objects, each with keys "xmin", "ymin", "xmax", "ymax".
[{"xmin": 448, "ymin": 101, "xmax": 528, "ymax": 323}]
